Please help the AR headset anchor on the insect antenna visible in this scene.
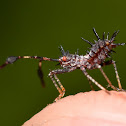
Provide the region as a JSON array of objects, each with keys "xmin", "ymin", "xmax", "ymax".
[
  {"xmin": 0, "ymin": 56, "xmax": 19, "ymax": 69},
  {"xmin": 93, "ymin": 28, "xmax": 100, "ymax": 40},
  {"xmin": 81, "ymin": 37, "xmax": 93, "ymax": 46},
  {"xmin": 0, "ymin": 56, "xmax": 59, "ymax": 88},
  {"xmin": 0, "ymin": 63, "xmax": 7, "ymax": 69}
]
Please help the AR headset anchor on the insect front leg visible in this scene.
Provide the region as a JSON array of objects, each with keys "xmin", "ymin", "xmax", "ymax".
[
  {"xmin": 48, "ymin": 67, "xmax": 76, "ymax": 101},
  {"xmin": 80, "ymin": 66, "xmax": 109, "ymax": 93},
  {"xmin": 37, "ymin": 60, "xmax": 45, "ymax": 87},
  {"xmin": 49, "ymin": 72, "xmax": 66, "ymax": 102}
]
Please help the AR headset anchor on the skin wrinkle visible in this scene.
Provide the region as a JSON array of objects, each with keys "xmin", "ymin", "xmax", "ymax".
[{"xmin": 23, "ymin": 90, "xmax": 126, "ymax": 126}]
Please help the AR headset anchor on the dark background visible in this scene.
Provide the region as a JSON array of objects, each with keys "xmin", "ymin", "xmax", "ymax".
[{"xmin": 0, "ymin": 0, "xmax": 126, "ymax": 126}]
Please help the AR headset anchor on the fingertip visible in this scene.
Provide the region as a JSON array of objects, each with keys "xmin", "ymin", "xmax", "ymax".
[{"xmin": 23, "ymin": 90, "xmax": 126, "ymax": 126}]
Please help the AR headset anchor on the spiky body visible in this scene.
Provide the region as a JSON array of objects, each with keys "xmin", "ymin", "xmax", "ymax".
[
  {"xmin": 60, "ymin": 29, "xmax": 124, "ymax": 71},
  {"xmin": 0, "ymin": 28, "xmax": 125, "ymax": 101}
]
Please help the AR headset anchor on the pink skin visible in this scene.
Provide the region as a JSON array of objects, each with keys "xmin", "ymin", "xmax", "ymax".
[{"xmin": 23, "ymin": 90, "xmax": 126, "ymax": 126}]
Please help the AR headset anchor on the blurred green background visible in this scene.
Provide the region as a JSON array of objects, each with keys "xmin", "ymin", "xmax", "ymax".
[{"xmin": 0, "ymin": 0, "xmax": 126, "ymax": 126}]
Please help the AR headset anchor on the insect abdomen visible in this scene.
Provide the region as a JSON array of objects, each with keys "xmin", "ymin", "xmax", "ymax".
[{"xmin": 87, "ymin": 40, "xmax": 112, "ymax": 67}]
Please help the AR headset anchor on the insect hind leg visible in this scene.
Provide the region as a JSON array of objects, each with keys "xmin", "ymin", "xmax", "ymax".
[
  {"xmin": 100, "ymin": 60, "xmax": 124, "ymax": 91},
  {"xmin": 97, "ymin": 64, "xmax": 118, "ymax": 91},
  {"xmin": 112, "ymin": 60, "xmax": 122, "ymax": 90},
  {"xmin": 80, "ymin": 66, "xmax": 109, "ymax": 93}
]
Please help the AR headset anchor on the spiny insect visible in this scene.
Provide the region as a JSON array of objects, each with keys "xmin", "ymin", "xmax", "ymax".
[{"xmin": 0, "ymin": 28, "xmax": 125, "ymax": 101}]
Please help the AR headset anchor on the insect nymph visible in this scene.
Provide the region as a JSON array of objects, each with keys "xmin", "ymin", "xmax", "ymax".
[{"xmin": 0, "ymin": 28, "xmax": 125, "ymax": 101}]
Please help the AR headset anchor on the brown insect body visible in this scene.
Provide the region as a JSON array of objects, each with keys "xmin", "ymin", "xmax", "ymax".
[
  {"xmin": 82, "ymin": 29, "xmax": 124, "ymax": 70},
  {"xmin": 86, "ymin": 40, "xmax": 112, "ymax": 69},
  {"xmin": 0, "ymin": 28, "xmax": 125, "ymax": 101}
]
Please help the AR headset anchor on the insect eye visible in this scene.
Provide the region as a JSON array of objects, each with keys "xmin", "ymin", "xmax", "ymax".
[{"xmin": 62, "ymin": 56, "xmax": 67, "ymax": 61}]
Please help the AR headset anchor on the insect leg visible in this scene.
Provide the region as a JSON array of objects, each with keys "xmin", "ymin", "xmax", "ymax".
[
  {"xmin": 49, "ymin": 73, "xmax": 63, "ymax": 101},
  {"xmin": 96, "ymin": 64, "xmax": 118, "ymax": 91},
  {"xmin": 112, "ymin": 60, "xmax": 122, "ymax": 90},
  {"xmin": 48, "ymin": 67, "xmax": 76, "ymax": 101},
  {"xmin": 53, "ymin": 74, "xmax": 66, "ymax": 101},
  {"xmin": 37, "ymin": 60, "xmax": 45, "ymax": 87},
  {"xmin": 101, "ymin": 60, "xmax": 123, "ymax": 90},
  {"xmin": 80, "ymin": 66, "xmax": 108, "ymax": 92}
]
